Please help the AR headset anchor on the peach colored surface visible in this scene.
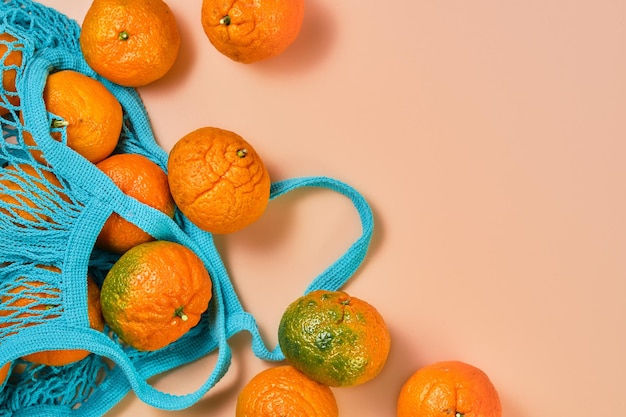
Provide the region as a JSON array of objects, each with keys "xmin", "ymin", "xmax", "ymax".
[{"xmin": 39, "ymin": 1, "xmax": 626, "ymax": 416}]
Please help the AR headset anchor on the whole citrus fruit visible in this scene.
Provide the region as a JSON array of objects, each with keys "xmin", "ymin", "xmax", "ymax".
[
  {"xmin": 100, "ymin": 240, "xmax": 212, "ymax": 351},
  {"xmin": 0, "ymin": 164, "xmax": 69, "ymax": 226},
  {"xmin": 278, "ymin": 290, "xmax": 391, "ymax": 387},
  {"xmin": 95, "ymin": 153, "xmax": 176, "ymax": 254},
  {"xmin": 236, "ymin": 365, "xmax": 338, "ymax": 417},
  {"xmin": 21, "ymin": 275, "xmax": 105, "ymax": 366},
  {"xmin": 0, "ymin": 32, "xmax": 23, "ymax": 115},
  {"xmin": 80, "ymin": 0, "xmax": 180, "ymax": 87},
  {"xmin": 167, "ymin": 126, "xmax": 271, "ymax": 234},
  {"xmin": 397, "ymin": 360, "xmax": 503, "ymax": 417},
  {"xmin": 22, "ymin": 70, "xmax": 122, "ymax": 164},
  {"xmin": 201, "ymin": 0, "xmax": 305, "ymax": 63}
]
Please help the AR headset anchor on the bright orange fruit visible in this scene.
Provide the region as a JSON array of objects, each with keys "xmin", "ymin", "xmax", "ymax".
[
  {"xmin": 167, "ymin": 126, "xmax": 271, "ymax": 234},
  {"xmin": 236, "ymin": 365, "xmax": 338, "ymax": 417},
  {"xmin": 22, "ymin": 70, "xmax": 122, "ymax": 164},
  {"xmin": 397, "ymin": 360, "xmax": 503, "ymax": 417},
  {"xmin": 95, "ymin": 153, "xmax": 176, "ymax": 254},
  {"xmin": 278, "ymin": 290, "xmax": 391, "ymax": 387},
  {"xmin": 99, "ymin": 240, "xmax": 212, "ymax": 351},
  {"xmin": 201, "ymin": 0, "xmax": 305, "ymax": 63},
  {"xmin": 0, "ymin": 362, "xmax": 10, "ymax": 386},
  {"xmin": 80, "ymin": 0, "xmax": 180, "ymax": 87},
  {"xmin": 0, "ymin": 32, "xmax": 23, "ymax": 115}
]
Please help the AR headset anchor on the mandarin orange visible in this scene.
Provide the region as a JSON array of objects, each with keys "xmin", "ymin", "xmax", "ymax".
[
  {"xmin": 21, "ymin": 70, "xmax": 122, "ymax": 164},
  {"xmin": 236, "ymin": 365, "xmax": 338, "ymax": 417},
  {"xmin": 80, "ymin": 0, "xmax": 180, "ymax": 87},
  {"xmin": 397, "ymin": 360, "xmax": 502, "ymax": 417},
  {"xmin": 0, "ymin": 32, "xmax": 23, "ymax": 115},
  {"xmin": 201, "ymin": 0, "xmax": 305, "ymax": 63},
  {"xmin": 95, "ymin": 153, "xmax": 176, "ymax": 254},
  {"xmin": 278, "ymin": 290, "xmax": 391, "ymax": 387},
  {"xmin": 100, "ymin": 240, "xmax": 212, "ymax": 351},
  {"xmin": 167, "ymin": 126, "xmax": 271, "ymax": 234}
]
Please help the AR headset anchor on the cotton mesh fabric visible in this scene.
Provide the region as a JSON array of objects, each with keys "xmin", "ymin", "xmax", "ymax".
[{"xmin": 0, "ymin": 1, "xmax": 375, "ymax": 416}]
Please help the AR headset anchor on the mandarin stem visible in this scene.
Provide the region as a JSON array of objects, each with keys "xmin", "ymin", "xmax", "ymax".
[
  {"xmin": 51, "ymin": 120, "xmax": 69, "ymax": 128},
  {"xmin": 175, "ymin": 307, "xmax": 188, "ymax": 321},
  {"xmin": 118, "ymin": 30, "xmax": 129, "ymax": 41},
  {"xmin": 236, "ymin": 149, "xmax": 248, "ymax": 158},
  {"xmin": 219, "ymin": 15, "xmax": 231, "ymax": 25}
]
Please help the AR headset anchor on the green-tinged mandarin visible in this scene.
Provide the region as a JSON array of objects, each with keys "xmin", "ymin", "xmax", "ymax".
[
  {"xmin": 100, "ymin": 240, "xmax": 212, "ymax": 351},
  {"xmin": 278, "ymin": 290, "xmax": 391, "ymax": 387},
  {"xmin": 99, "ymin": 246, "xmax": 142, "ymax": 339}
]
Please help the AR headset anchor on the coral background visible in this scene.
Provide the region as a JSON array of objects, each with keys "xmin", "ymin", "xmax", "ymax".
[{"xmin": 40, "ymin": 1, "xmax": 626, "ymax": 416}]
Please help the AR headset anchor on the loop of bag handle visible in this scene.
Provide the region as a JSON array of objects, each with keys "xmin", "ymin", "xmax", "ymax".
[
  {"xmin": 117, "ymin": 175, "xmax": 377, "ymax": 408},
  {"xmin": 223, "ymin": 175, "xmax": 376, "ymax": 363},
  {"xmin": 270, "ymin": 176, "xmax": 375, "ymax": 293}
]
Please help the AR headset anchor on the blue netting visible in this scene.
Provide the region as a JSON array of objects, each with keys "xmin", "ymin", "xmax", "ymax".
[{"xmin": 0, "ymin": 1, "xmax": 374, "ymax": 416}]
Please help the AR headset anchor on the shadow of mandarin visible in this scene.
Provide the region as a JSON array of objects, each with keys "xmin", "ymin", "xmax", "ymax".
[{"xmin": 252, "ymin": 0, "xmax": 338, "ymax": 75}]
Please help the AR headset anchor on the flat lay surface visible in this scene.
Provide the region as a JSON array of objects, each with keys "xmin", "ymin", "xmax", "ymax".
[{"xmin": 35, "ymin": 0, "xmax": 626, "ymax": 415}]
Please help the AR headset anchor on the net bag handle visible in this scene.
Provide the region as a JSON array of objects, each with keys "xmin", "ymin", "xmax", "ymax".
[{"xmin": 223, "ymin": 175, "xmax": 376, "ymax": 362}]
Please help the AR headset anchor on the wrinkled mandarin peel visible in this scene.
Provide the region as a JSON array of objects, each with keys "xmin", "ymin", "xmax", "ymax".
[
  {"xmin": 201, "ymin": 0, "xmax": 305, "ymax": 63},
  {"xmin": 236, "ymin": 365, "xmax": 339, "ymax": 417},
  {"xmin": 167, "ymin": 126, "xmax": 270, "ymax": 234}
]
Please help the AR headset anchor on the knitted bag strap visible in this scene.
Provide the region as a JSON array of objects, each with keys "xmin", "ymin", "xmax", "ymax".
[
  {"xmin": 223, "ymin": 176, "xmax": 375, "ymax": 362},
  {"xmin": 273, "ymin": 176, "xmax": 374, "ymax": 293}
]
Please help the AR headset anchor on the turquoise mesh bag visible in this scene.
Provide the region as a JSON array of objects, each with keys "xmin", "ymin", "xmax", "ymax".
[{"xmin": 0, "ymin": 1, "xmax": 374, "ymax": 416}]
